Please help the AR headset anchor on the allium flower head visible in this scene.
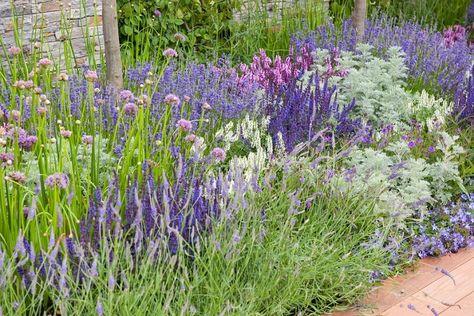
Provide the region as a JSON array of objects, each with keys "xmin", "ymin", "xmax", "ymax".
[
  {"xmin": 10, "ymin": 110, "xmax": 21, "ymax": 122},
  {"xmin": 57, "ymin": 73, "xmax": 69, "ymax": 81},
  {"xmin": 60, "ymin": 129, "xmax": 72, "ymax": 138},
  {"xmin": 0, "ymin": 152, "xmax": 14, "ymax": 167},
  {"xmin": 163, "ymin": 48, "xmax": 178, "ymax": 58},
  {"xmin": 82, "ymin": 135, "xmax": 93, "ymax": 145},
  {"xmin": 38, "ymin": 58, "xmax": 53, "ymax": 68},
  {"xmin": 7, "ymin": 171, "xmax": 27, "ymax": 184},
  {"xmin": 13, "ymin": 80, "xmax": 34, "ymax": 89},
  {"xmin": 45, "ymin": 173, "xmax": 69, "ymax": 189},
  {"xmin": 37, "ymin": 106, "xmax": 48, "ymax": 116},
  {"xmin": 202, "ymin": 102, "xmax": 212, "ymax": 110},
  {"xmin": 8, "ymin": 46, "xmax": 21, "ymax": 56},
  {"xmin": 211, "ymin": 147, "xmax": 226, "ymax": 162},
  {"xmin": 173, "ymin": 32, "xmax": 186, "ymax": 42},
  {"xmin": 164, "ymin": 94, "xmax": 180, "ymax": 106},
  {"xmin": 154, "ymin": 9, "xmax": 161, "ymax": 17},
  {"xmin": 119, "ymin": 90, "xmax": 134, "ymax": 101},
  {"xmin": 176, "ymin": 119, "xmax": 192, "ymax": 132},
  {"xmin": 123, "ymin": 102, "xmax": 138, "ymax": 116},
  {"xmin": 84, "ymin": 70, "xmax": 98, "ymax": 82},
  {"xmin": 185, "ymin": 134, "xmax": 196, "ymax": 142}
]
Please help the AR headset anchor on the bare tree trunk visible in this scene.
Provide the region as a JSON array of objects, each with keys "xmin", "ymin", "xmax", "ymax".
[
  {"xmin": 353, "ymin": 0, "xmax": 367, "ymax": 42},
  {"xmin": 103, "ymin": 0, "xmax": 123, "ymax": 91}
]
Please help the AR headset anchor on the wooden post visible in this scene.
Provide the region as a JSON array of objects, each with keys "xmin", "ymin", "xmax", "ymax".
[
  {"xmin": 102, "ymin": 0, "xmax": 123, "ymax": 91},
  {"xmin": 353, "ymin": 0, "xmax": 367, "ymax": 41}
]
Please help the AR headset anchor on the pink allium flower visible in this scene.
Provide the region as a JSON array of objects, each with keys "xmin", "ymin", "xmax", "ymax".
[
  {"xmin": 13, "ymin": 80, "xmax": 34, "ymax": 90},
  {"xmin": 164, "ymin": 94, "xmax": 180, "ymax": 106},
  {"xmin": 45, "ymin": 173, "xmax": 69, "ymax": 189},
  {"xmin": 183, "ymin": 95, "xmax": 191, "ymax": 102},
  {"xmin": 7, "ymin": 171, "xmax": 27, "ymax": 184},
  {"xmin": 8, "ymin": 46, "xmax": 21, "ymax": 56},
  {"xmin": 37, "ymin": 106, "xmax": 48, "ymax": 116},
  {"xmin": 154, "ymin": 9, "xmax": 161, "ymax": 17},
  {"xmin": 185, "ymin": 134, "xmax": 197, "ymax": 142},
  {"xmin": 211, "ymin": 147, "xmax": 226, "ymax": 162},
  {"xmin": 163, "ymin": 48, "xmax": 178, "ymax": 58},
  {"xmin": 0, "ymin": 152, "xmax": 14, "ymax": 167},
  {"xmin": 119, "ymin": 90, "xmax": 134, "ymax": 101},
  {"xmin": 10, "ymin": 110, "xmax": 21, "ymax": 121},
  {"xmin": 202, "ymin": 102, "xmax": 212, "ymax": 110},
  {"xmin": 38, "ymin": 58, "xmax": 53, "ymax": 68},
  {"xmin": 57, "ymin": 73, "xmax": 69, "ymax": 81},
  {"xmin": 173, "ymin": 33, "xmax": 186, "ymax": 42},
  {"xmin": 123, "ymin": 102, "xmax": 138, "ymax": 116},
  {"xmin": 60, "ymin": 129, "xmax": 72, "ymax": 138},
  {"xmin": 82, "ymin": 135, "xmax": 93, "ymax": 145},
  {"xmin": 84, "ymin": 70, "xmax": 98, "ymax": 82},
  {"xmin": 176, "ymin": 119, "xmax": 192, "ymax": 132}
]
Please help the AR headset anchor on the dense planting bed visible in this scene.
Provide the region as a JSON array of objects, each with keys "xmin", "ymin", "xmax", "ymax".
[{"xmin": 0, "ymin": 11, "xmax": 473, "ymax": 316}]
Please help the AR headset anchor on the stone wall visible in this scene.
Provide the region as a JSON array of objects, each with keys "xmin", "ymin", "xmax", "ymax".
[
  {"xmin": 234, "ymin": 0, "xmax": 330, "ymax": 21},
  {"xmin": 0, "ymin": 0, "xmax": 103, "ymax": 68},
  {"xmin": 0, "ymin": 0, "xmax": 329, "ymax": 68}
]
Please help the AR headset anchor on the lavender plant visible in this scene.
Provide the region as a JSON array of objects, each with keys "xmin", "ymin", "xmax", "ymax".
[{"xmin": 292, "ymin": 16, "xmax": 472, "ymax": 96}]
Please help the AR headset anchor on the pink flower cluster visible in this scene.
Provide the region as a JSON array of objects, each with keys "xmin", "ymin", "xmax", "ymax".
[
  {"xmin": 164, "ymin": 94, "xmax": 180, "ymax": 106},
  {"xmin": 211, "ymin": 147, "xmax": 226, "ymax": 162},
  {"xmin": 163, "ymin": 48, "xmax": 178, "ymax": 58},
  {"xmin": 176, "ymin": 119, "xmax": 192, "ymax": 132},
  {"xmin": 237, "ymin": 46, "xmax": 313, "ymax": 90},
  {"xmin": 321, "ymin": 48, "xmax": 349, "ymax": 80},
  {"xmin": 443, "ymin": 25, "xmax": 466, "ymax": 48}
]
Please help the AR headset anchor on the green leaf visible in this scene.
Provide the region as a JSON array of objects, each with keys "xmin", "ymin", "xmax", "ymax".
[
  {"xmin": 123, "ymin": 25, "xmax": 133, "ymax": 36},
  {"xmin": 176, "ymin": 8, "xmax": 184, "ymax": 19}
]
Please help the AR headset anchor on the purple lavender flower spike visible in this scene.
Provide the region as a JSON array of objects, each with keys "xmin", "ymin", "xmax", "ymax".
[{"xmin": 435, "ymin": 267, "xmax": 456, "ymax": 285}]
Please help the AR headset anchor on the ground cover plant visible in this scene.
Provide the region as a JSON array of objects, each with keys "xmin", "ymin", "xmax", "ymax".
[{"xmin": 0, "ymin": 1, "xmax": 473, "ymax": 315}]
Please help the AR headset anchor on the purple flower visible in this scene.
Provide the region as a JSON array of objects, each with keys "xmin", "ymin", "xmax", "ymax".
[
  {"xmin": 45, "ymin": 173, "xmax": 69, "ymax": 189},
  {"xmin": 174, "ymin": 33, "xmax": 186, "ymax": 42},
  {"xmin": 176, "ymin": 119, "xmax": 192, "ymax": 132},
  {"xmin": 119, "ymin": 90, "xmax": 134, "ymax": 101},
  {"xmin": 163, "ymin": 48, "xmax": 178, "ymax": 58},
  {"xmin": 38, "ymin": 58, "xmax": 53, "ymax": 68},
  {"xmin": 185, "ymin": 134, "xmax": 197, "ymax": 142},
  {"xmin": 8, "ymin": 46, "xmax": 21, "ymax": 56},
  {"xmin": 211, "ymin": 147, "xmax": 226, "ymax": 162},
  {"xmin": 0, "ymin": 152, "xmax": 14, "ymax": 167},
  {"xmin": 96, "ymin": 300, "xmax": 104, "ymax": 316},
  {"xmin": 443, "ymin": 25, "xmax": 466, "ymax": 48},
  {"xmin": 164, "ymin": 94, "xmax": 180, "ymax": 106},
  {"xmin": 108, "ymin": 275, "xmax": 116, "ymax": 290},
  {"xmin": 123, "ymin": 102, "xmax": 138, "ymax": 116},
  {"xmin": 84, "ymin": 70, "xmax": 98, "ymax": 82},
  {"xmin": 153, "ymin": 9, "xmax": 161, "ymax": 18},
  {"xmin": 408, "ymin": 140, "xmax": 416, "ymax": 149},
  {"xmin": 82, "ymin": 135, "xmax": 93, "ymax": 145},
  {"xmin": 60, "ymin": 129, "xmax": 72, "ymax": 138},
  {"xmin": 7, "ymin": 171, "xmax": 27, "ymax": 184}
]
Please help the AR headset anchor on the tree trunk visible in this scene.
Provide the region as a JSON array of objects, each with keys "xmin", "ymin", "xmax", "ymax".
[
  {"xmin": 353, "ymin": 0, "xmax": 367, "ymax": 42},
  {"xmin": 103, "ymin": 0, "xmax": 123, "ymax": 91}
]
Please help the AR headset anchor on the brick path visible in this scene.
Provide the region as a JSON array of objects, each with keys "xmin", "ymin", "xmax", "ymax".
[{"xmin": 330, "ymin": 246, "xmax": 474, "ymax": 316}]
